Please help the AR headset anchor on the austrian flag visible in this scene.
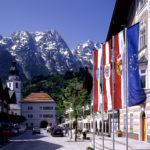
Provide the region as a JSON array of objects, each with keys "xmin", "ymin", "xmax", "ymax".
[
  {"xmin": 114, "ymin": 31, "xmax": 126, "ymax": 109},
  {"xmin": 94, "ymin": 49, "xmax": 102, "ymax": 112},
  {"xmin": 103, "ymin": 41, "xmax": 113, "ymax": 111}
]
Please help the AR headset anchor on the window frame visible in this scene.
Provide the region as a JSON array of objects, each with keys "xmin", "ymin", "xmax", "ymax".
[
  {"xmin": 139, "ymin": 66, "xmax": 147, "ymax": 89},
  {"xmin": 16, "ymin": 82, "xmax": 18, "ymax": 88},
  {"xmin": 9, "ymin": 83, "xmax": 11, "ymax": 88},
  {"xmin": 139, "ymin": 0, "xmax": 146, "ymax": 10},
  {"xmin": 28, "ymin": 106, "xmax": 33, "ymax": 110},
  {"xmin": 139, "ymin": 21, "xmax": 146, "ymax": 51}
]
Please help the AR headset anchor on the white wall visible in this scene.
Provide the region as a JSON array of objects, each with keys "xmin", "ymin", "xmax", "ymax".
[{"xmin": 21, "ymin": 102, "xmax": 57, "ymax": 127}]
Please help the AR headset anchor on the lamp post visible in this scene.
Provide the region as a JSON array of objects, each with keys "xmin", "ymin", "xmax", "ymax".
[{"xmin": 69, "ymin": 108, "xmax": 72, "ymax": 139}]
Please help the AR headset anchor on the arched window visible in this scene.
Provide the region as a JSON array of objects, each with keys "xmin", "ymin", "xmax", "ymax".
[{"xmin": 139, "ymin": 21, "xmax": 146, "ymax": 50}]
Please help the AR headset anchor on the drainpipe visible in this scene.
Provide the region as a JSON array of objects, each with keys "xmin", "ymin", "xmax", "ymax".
[{"xmin": 148, "ymin": 0, "xmax": 150, "ymax": 89}]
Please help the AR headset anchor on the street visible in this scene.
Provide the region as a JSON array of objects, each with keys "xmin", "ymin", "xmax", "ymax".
[
  {"xmin": 1, "ymin": 129, "xmax": 150, "ymax": 150},
  {"xmin": 0, "ymin": 129, "xmax": 91, "ymax": 150}
]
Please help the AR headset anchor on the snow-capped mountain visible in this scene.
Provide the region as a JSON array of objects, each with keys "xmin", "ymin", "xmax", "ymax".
[
  {"xmin": 0, "ymin": 30, "xmax": 100, "ymax": 81},
  {"xmin": 72, "ymin": 40, "xmax": 101, "ymax": 69}
]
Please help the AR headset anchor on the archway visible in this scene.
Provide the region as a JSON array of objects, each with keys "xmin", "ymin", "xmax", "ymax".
[
  {"xmin": 100, "ymin": 121, "xmax": 102, "ymax": 132},
  {"xmin": 142, "ymin": 112, "xmax": 146, "ymax": 141},
  {"xmin": 95, "ymin": 121, "xmax": 97, "ymax": 131},
  {"xmin": 40, "ymin": 120, "xmax": 48, "ymax": 128}
]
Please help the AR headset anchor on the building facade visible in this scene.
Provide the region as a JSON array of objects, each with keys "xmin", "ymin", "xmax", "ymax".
[
  {"xmin": 107, "ymin": 0, "xmax": 150, "ymax": 142},
  {"xmin": 62, "ymin": 0, "xmax": 150, "ymax": 143},
  {"xmin": 21, "ymin": 92, "xmax": 57, "ymax": 128},
  {"xmin": 7, "ymin": 61, "xmax": 21, "ymax": 115}
]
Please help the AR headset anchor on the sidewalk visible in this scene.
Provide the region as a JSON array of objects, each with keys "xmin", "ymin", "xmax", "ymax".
[{"xmin": 88, "ymin": 133, "xmax": 150, "ymax": 150}]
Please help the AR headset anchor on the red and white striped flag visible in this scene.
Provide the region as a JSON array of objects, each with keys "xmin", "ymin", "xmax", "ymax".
[
  {"xmin": 94, "ymin": 49, "xmax": 102, "ymax": 112},
  {"xmin": 103, "ymin": 41, "xmax": 113, "ymax": 111},
  {"xmin": 114, "ymin": 31, "xmax": 126, "ymax": 109}
]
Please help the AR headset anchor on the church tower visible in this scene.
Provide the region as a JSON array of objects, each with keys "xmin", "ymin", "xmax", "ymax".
[{"xmin": 7, "ymin": 61, "xmax": 21, "ymax": 106}]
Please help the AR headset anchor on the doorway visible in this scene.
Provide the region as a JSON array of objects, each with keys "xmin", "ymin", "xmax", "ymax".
[
  {"xmin": 142, "ymin": 112, "xmax": 146, "ymax": 141},
  {"xmin": 40, "ymin": 120, "xmax": 48, "ymax": 128}
]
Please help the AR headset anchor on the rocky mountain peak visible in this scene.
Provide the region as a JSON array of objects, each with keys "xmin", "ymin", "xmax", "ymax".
[{"xmin": 0, "ymin": 29, "xmax": 100, "ymax": 81}]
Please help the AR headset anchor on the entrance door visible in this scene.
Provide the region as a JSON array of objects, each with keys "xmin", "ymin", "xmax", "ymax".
[
  {"xmin": 40, "ymin": 120, "xmax": 48, "ymax": 128},
  {"xmin": 142, "ymin": 113, "xmax": 146, "ymax": 141}
]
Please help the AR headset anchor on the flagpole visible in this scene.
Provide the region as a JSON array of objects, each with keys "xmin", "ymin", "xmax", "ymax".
[
  {"xmin": 101, "ymin": 44, "xmax": 104, "ymax": 150},
  {"xmin": 93, "ymin": 110, "xmax": 95, "ymax": 150},
  {"xmin": 125, "ymin": 28, "xmax": 128, "ymax": 150},
  {"xmin": 92, "ymin": 49, "xmax": 95, "ymax": 150},
  {"xmin": 112, "ymin": 36, "xmax": 115, "ymax": 150}
]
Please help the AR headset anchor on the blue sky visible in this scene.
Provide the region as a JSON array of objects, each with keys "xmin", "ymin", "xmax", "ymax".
[{"xmin": 0, "ymin": 0, "xmax": 116, "ymax": 49}]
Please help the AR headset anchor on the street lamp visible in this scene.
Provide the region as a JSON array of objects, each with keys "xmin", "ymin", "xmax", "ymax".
[{"xmin": 69, "ymin": 108, "xmax": 72, "ymax": 139}]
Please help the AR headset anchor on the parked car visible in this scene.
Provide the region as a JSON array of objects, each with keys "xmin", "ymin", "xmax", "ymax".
[
  {"xmin": 0, "ymin": 127, "xmax": 15, "ymax": 136},
  {"xmin": 18, "ymin": 125, "xmax": 26, "ymax": 133},
  {"xmin": 13, "ymin": 126, "xmax": 20, "ymax": 134},
  {"xmin": 51, "ymin": 127, "xmax": 63, "ymax": 137},
  {"xmin": 11, "ymin": 127, "xmax": 19, "ymax": 135},
  {"xmin": 32, "ymin": 127, "xmax": 40, "ymax": 134},
  {"xmin": 46, "ymin": 126, "xmax": 51, "ymax": 133},
  {"xmin": 50, "ymin": 125, "xmax": 57, "ymax": 133}
]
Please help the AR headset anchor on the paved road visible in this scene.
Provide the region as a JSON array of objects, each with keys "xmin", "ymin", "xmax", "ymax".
[
  {"xmin": 1, "ymin": 130, "xmax": 150, "ymax": 150},
  {"xmin": 0, "ymin": 129, "xmax": 91, "ymax": 150}
]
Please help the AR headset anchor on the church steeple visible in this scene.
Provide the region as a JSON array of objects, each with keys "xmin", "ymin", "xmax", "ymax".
[
  {"xmin": 8, "ymin": 61, "xmax": 19, "ymax": 80},
  {"xmin": 9, "ymin": 61, "xmax": 19, "ymax": 75},
  {"xmin": 7, "ymin": 61, "xmax": 21, "ymax": 106}
]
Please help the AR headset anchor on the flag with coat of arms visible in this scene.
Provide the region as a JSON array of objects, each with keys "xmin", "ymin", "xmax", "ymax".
[{"xmin": 93, "ymin": 48, "xmax": 102, "ymax": 112}]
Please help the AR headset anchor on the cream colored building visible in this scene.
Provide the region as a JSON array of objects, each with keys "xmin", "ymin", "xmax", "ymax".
[
  {"xmin": 107, "ymin": 0, "xmax": 150, "ymax": 142},
  {"xmin": 21, "ymin": 92, "xmax": 57, "ymax": 128},
  {"xmin": 63, "ymin": 1, "xmax": 150, "ymax": 141}
]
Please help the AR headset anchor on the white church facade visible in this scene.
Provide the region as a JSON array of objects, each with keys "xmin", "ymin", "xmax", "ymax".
[{"xmin": 7, "ymin": 61, "xmax": 21, "ymax": 115}]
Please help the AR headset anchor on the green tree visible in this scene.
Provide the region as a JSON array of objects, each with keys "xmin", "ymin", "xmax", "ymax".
[
  {"xmin": 0, "ymin": 113, "xmax": 26, "ymax": 124},
  {"xmin": 63, "ymin": 78, "xmax": 90, "ymax": 141},
  {"xmin": 21, "ymin": 67, "xmax": 89, "ymax": 124}
]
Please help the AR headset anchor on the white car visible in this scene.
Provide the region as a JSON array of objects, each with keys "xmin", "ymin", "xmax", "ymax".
[{"xmin": 32, "ymin": 127, "xmax": 40, "ymax": 134}]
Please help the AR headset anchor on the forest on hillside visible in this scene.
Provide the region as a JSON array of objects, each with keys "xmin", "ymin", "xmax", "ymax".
[{"xmin": 21, "ymin": 67, "xmax": 93, "ymax": 123}]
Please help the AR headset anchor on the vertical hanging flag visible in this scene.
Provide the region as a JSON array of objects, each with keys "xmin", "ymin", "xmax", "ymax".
[
  {"xmin": 114, "ymin": 31, "xmax": 126, "ymax": 109},
  {"xmin": 94, "ymin": 50, "xmax": 98, "ymax": 112},
  {"xmin": 127, "ymin": 23, "xmax": 146, "ymax": 106},
  {"xmin": 103, "ymin": 41, "xmax": 113, "ymax": 111},
  {"xmin": 94, "ymin": 49, "xmax": 102, "ymax": 112}
]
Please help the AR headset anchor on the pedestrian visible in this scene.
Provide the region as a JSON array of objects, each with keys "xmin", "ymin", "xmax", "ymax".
[
  {"xmin": 65, "ymin": 128, "xmax": 69, "ymax": 136},
  {"xmin": 82, "ymin": 128, "xmax": 87, "ymax": 140}
]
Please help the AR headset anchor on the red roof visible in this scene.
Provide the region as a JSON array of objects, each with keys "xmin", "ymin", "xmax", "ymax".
[{"xmin": 22, "ymin": 92, "xmax": 54, "ymax": 102}]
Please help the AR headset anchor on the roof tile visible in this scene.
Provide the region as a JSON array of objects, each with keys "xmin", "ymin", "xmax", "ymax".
[{"xmin": 22, "ymin": 92, "xmax": 54, "ymax": 102}]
